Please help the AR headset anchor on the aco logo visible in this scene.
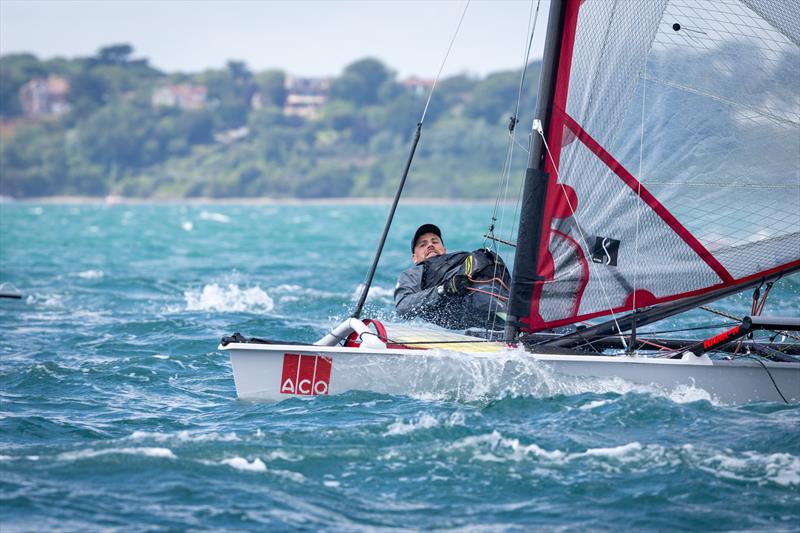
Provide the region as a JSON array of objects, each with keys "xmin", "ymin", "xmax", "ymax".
[{"xmin": 280, "ymin": 353, "xmax": 332, "ymax": 395}]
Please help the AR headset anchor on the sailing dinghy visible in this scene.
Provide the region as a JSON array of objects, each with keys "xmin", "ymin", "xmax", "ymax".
[{"xmin": 221, "ymin": 0, "xmax": 800, "ymax": 404}]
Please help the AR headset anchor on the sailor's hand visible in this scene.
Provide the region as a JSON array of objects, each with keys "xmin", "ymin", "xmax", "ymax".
[{"xmin": 439, "ymin": 274, "xmax": 469, "ymax": 296}]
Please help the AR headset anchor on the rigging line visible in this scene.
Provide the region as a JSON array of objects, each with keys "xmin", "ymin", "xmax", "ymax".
[
  {"xmin": 485, "ymin": 0, "xmax": 541, "ymax": 334},
  {"xmin": 420, "ymin": 0, "xmax": 471, "ymax": 125},
  {"xmin": 641, "ymin": 74, "xmax": 799, "ymax": 128},
  {"xmin": 512, "ymin": 0, "xmax": 542, "ymax": 129},
  {"xmin": 353, "ymin": 1, "xmax": 471, "ymax": 319},
  {"xmin": 495, "ymin": 0, "xmax": 541, "ymax": 232},
  {"xmin": 498, "ymin": 0, "xmax": 542, "ymax": 308},
  {"xmin": 484, "ymin": 138, "xmax": 516, "ymax": 331},
  {"xmin": 490, "ymin": 0, "xmax": 541, "ymax": 246},
  {"xmin": 756, "ymin": 282, "xmax": 774, "ymax": 315},
  {"xmin": 632, "ymin": 322, "xmax": 739, "ymax": 335},
  {"xmin": 739, "ymin": 354, "xmax": 789, "ymax": 404},
  {"xmin": 509, "ymin": 134, "xmax": 530, "ymax": 154},
  {"xmin": 536, "ymin": 125, "xmax": 627, "ymax": 349},
  {"xmin": 700, "ymin": 305, "xmax": 800, "ymax": 342},
  {"xmin": 700, "ymin": 305, "xmax": 743, "ymax": 321},
  {"xmin": 631, "ymin": 54, "xmax": 650, "ymax": 351}
]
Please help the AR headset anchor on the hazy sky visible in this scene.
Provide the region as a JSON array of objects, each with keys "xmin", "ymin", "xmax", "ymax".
[{"xmin": 0, "ymin": 0, "xmax": 550, "ymax": 79}]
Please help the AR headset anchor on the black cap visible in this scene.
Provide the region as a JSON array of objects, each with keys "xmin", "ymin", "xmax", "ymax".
[{"xmin": 411, "ymin": 223, "xmax": 442, "ymax": 251}]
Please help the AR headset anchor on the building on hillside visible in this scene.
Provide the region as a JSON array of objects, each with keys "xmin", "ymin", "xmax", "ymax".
[
  {"xmin": 282, "ymin": 76, "xmax": 330, "ymax": 119},
  {"xmin": 19, "ymin": 76, "xmax": 71, "ymax": 118},
  {"xmin": 151, "ymin": 84, "xmax": 207, "ymax": 110},
  {"xmin": 400, "ymin": 77, "xmax": 435, "ymax": 97}
]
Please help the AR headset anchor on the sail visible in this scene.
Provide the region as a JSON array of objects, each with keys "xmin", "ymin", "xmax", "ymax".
[{"xmin": 521, "ymin": 0, "xmax": 800, "ymax": 332}]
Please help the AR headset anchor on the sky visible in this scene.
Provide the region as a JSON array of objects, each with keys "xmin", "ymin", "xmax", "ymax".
[{"xmin": 0, "ymin": 0, "xmax": 550, "ymax": 79}]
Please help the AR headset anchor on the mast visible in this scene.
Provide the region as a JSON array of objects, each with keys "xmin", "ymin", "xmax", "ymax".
[{"xmin": 504, "ymin": 0, "xmax": 568, "ymax": 343}]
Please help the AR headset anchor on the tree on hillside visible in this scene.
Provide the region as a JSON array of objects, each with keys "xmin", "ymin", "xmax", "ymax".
[
  {"xmin": 436, "ymin": 74, "xmax": 477, "ymax": 111},
  {"xmin": 330, "ymin": 58, "xmax": 393, "ymax": 105},
  {"xmin": 463, "ymin": 63, "xmax": 540, "ymax": 125},
  {"xmin": 97, "ymin": 44, "xmax": 134, "ymax": 65},
  {"xmin": 463, "ymin": 71, "xmax": 520, "ymax": 124},
  {"xmin": 67, "ymin": 45, "xmax": 162, "ymax": 115},
  {"xmin": 200, "ymin": 60, "xmax": 257, "ymax": 130},
  {"xmin": 0, "ymin": 54, "xmax": 48, "ymax": 117},
  {"xmin": 255, "ymin": 70, "xmax": 287, "ymax": 108}
]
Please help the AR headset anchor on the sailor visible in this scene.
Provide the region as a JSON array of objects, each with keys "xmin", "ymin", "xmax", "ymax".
[{"xmin": 394, "ymin": 223, "xmax": 510, "ymax": 329}]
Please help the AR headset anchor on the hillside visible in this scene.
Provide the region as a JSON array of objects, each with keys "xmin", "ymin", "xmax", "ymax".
[{"xmin": 0, "ymin": 44, "xmax": 540, "ymax": 199}]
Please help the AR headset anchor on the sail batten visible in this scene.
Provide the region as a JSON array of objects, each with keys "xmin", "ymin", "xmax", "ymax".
[{"xmin": 513, "ymin": 0, "xmax": 800, "ymax": 333}]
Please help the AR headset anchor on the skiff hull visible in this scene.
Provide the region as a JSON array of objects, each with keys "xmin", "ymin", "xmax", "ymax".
[{"xmin": 221, "ymin": 342, "xmax": 800, "ymax": 404}]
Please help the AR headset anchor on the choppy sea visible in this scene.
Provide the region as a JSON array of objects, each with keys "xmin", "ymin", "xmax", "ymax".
[{"xmin": 1, "ymin": 202, "xmax": 798, "ymax": 531}]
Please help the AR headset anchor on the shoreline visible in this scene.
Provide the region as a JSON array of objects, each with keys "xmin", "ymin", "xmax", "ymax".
[{"xmin": 1, "ymin": 195, "xmax": 514, "ymax": 205}]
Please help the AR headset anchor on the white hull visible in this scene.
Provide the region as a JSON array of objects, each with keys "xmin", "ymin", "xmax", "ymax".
[{"xmin": 221, "ymin": 342, "xmax": 800, "ymax": 404}]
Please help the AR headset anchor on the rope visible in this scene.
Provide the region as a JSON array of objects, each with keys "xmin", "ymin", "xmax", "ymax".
[
  {"xmin": 701, "ymin": 305, "xmax": 800, "ymax": 341},
  {"xmin": 739, "ymin": 355, "xmax": 789, "ymax": 404},
  {"xmin": 482, "ymin": 0, "xmax": 542, "ymax": 334},
  {"xmin": 634, "ymin": 322, "xmax": 739, "ymax": 335},
  {"xmin": 467, "ymin": 286, "xmax": 509, "ymax": 302},
  {"xmin": 536, "ymin": 123, "xmax": 628, "ymax": 349},
  {"xmin": 419, "ymin": 0, "xmax": 471, "ymax": 124}
]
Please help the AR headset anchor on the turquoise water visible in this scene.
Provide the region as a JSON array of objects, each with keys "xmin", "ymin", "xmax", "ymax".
[{"xmin": 1, "ymin": 202, "xmax": 798, "ymax": 531}]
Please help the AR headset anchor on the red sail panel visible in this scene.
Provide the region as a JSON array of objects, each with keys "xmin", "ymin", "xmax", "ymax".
[{"xmin": 524, "ymin": 0, "xmax": 800, "ymax": 332}]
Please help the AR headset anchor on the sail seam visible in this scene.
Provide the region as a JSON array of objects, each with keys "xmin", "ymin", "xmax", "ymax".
[{"xmin": 642, "ymin": 74, "xmax": 799, "ymax": 128}]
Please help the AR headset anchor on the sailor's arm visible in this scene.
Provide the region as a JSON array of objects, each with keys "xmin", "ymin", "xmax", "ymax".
[{"xmin": 394, "ymin": 267, "xmax": 445, "ymax": 318}]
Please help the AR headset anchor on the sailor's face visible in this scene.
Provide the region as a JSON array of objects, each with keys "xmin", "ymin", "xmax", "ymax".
[{"xmin": 412, "ymin": 233, "xmax": 446, "ymax": 264}]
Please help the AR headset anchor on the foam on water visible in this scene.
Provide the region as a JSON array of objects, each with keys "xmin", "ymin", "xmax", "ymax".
[
  {"xmin": 374, "ymin": 346, "xmax": 726, "ymax": 405},
  {"xmin": 75, "ymin": 269, "xmax": 104, "ymax": 279},
  {"xmin": 221, "ymin": 457, "xmax": 267, "ymax": 473},
  {"xmin": 129, "ymin": 430, "xmax": 241, "ymax": 443},
  {"xmin": 385, "ymin": 413, "xmax": 440, "ymax": 436},
  {"xmin": 183, "ymin": 283, "xmax": 274, "ymax": 312},
  {"xmin": 200, "ymin": 211, "xmax": 231, "ymax": 224},
  {"xmin": 57, "ymin": 447, "xmax": 177, "ymax": 461},
  {"xmin": 443, "ymin": 429, "xmax": 800, "ymax": 488}
]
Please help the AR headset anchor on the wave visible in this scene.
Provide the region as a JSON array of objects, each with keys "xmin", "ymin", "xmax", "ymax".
[
  {"xmin": 354, "ymin": 346, "xmax": 721, "ymax": 405},
  {"xmin": 183, "ymin": 283, "xmax": 274, "ymax": 313},
  {"xmin": 75, "ymin": 270, "xmax": 104, "ymax": 279},
  {"xmin": 220, "ymin": 457, "xmax": 267, "ymax": 472},
  {"xmin": 57, "ymin": 447, "xmax": 176, "ymax": 461},
  {"xmin": 448, "ymin": 430, "xmax": 799, "ymax": 486},
  {"xmin": 200, "ymin": 211, "xmax": 231, "ymax": 224},
  {"xmin": 384, "ymin": 411, "xmax": 467, "ymax": 436},
  {"xmin": 351, "ymin": 284, "xmax": 395, "ymax": 304},
  {"xmin": 128, "ymin": 430, "xmax": 241, "ymax": 443}
]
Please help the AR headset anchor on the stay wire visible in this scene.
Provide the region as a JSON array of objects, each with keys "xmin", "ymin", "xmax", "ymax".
[
  {"xmin": 701, "ymin": 304, "xmax": 800, "ymax": 342},
  {"xmin": 739, "ymin": 354, "xmax": 789, "ymax": 404},
  {"xmin": 484, "ymin": 0, "xmax": 542, "ymax": 333},
  {"xmin": 420, "ymin": 0, "xmax": 471, "ymax": 125},
  {"xmin": 352, "ymin": 0, "xmax": 470, "ymax": 318},
  {"xmin": 490, "ymin": 0, "xmax": 541, "ymax": 240},
  {"xmin": 536, "ymin": 124, "xmax": 627, "ymax": 348},
  {"xmin": 486, "ymin": 0, "xmax": 536, "ymax": 245},
  {"xmin": 506, "ymin": 0, "xmax": 542, "ymax": 263}
]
